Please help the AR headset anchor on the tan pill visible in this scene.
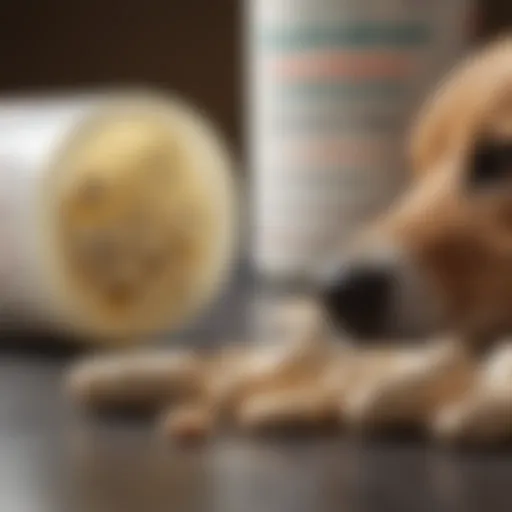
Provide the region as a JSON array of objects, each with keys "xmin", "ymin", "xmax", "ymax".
[
  {"xmin": 235, "ymin": 386, "xmax": 338, "ymax": 431},
  {"xmin": 159, "ymin": 404, "xmax": 215, "ymax": 442},
  {"xmin": 67, "ymin": 349, "xmax": 205, "ymax": 409}
]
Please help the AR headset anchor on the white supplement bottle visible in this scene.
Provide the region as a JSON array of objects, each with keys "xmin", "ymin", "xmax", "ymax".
[
  {"xmin": 248, "ymin": 0, "xmax": 475, "ymax": 285},
  {"xmin": 0, "ymin": 91, "xmax": 237, "ymax": 344}
]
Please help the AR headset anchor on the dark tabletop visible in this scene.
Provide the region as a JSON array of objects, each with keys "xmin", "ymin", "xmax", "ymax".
[{"xmin": 1, "ymin": 266, "xmax": 512, "ymax": 512}]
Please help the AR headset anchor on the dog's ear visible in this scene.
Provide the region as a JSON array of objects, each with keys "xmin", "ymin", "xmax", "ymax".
[{"xmin": 410, "ymin": 36, "xmax": 512, "ymax": 177}]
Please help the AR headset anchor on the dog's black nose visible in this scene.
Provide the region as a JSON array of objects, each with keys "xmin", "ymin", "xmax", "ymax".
[{"xmin": 322, "ymin": 265, "xmax": 393, "ymax": 337}]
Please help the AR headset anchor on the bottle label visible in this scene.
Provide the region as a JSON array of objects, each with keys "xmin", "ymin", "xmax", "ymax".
[{"xmin": 249, "ymin": 0, "xmax": 474, "ymax": 279}]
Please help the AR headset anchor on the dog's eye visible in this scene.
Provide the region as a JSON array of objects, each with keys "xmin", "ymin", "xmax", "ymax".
[{"xmin": 469, "ymin": 141, "xmax": 512, "ymax": 188}]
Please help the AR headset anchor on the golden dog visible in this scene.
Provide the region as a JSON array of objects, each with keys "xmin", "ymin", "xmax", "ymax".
[{"xmin": 324, "ymin": 36, "xmax": 512, "ymax": 343}]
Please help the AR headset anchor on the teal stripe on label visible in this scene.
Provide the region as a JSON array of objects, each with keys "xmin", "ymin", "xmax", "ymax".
[
  {"xmin": 275, "ymin": 81, "xmax": 406, "ymax": 101},
  {"xmin": 258, "ymin": 22, "xmax": 431, "ymax": 51}
]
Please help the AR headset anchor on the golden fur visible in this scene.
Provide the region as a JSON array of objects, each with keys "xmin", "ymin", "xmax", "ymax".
[{"xmin": 350, "ymin": 36, "xmax": 512, "ymax": 340}]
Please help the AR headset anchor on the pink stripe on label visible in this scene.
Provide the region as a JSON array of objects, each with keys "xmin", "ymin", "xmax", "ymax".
[
  {"xmin": 266, "ymin": 51, "xmax": 415, "ymax": 81},
  {"xmin": 275, "ymin": 139, "xmax": 397, "ymax": 165}
]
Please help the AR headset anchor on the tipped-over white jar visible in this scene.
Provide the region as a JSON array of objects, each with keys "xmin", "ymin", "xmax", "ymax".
[{"xmin": 0, "ymin": 91, "xmax": 237, "ymax": 344}]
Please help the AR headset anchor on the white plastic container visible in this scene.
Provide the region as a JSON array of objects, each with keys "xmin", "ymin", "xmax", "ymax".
[
  {"xmin": 248, "ymin": 0, "xmax": 475, "ymax": 282},
  {"xmin": 0, "ymin": 91, "xmax": 237, "ymax": 343}
]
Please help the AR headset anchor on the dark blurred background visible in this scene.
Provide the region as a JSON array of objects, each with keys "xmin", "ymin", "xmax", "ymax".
[
  {"xmin": 0, "ymin": 1, "xmax": 240, "ymax": 148},
  {"xmin": 0, "ymin": 0, "xmax": 506, "ymax": 158}
]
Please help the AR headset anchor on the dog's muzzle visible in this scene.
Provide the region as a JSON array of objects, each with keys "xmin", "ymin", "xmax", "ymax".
[{"xmin": 320, "ymin": 247, "xmax": 445, "ymax": 341}]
